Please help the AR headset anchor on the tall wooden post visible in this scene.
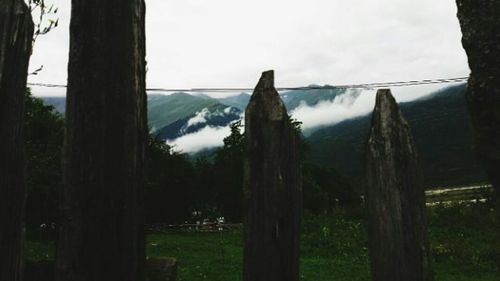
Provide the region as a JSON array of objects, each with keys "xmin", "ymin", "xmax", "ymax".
[
  {"xmin": 455, "ymin": 0, "xmax": 500, "ymax": 266},
  {"xmin": 0, "ymin": 1, "xmax": 33, "ymax": 280},
  {"xmin": 55, "ymin": 1, "xmax": 147, "ymax": 281},
  {"xmin": 243, "ymin": 70, "xmax": 302, "ymax": 281},
  {"xmin": 364, "ymin": 89, "xmax": 433, "ymax": 281}
]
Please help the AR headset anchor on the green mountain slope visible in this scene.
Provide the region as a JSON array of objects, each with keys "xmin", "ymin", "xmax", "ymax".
[
  {"xmin": 281, "ymin": 87, "xmax": 350, "ymax": 110},
  {"xmin": 40, "ymin": 85, "xmax": 487, "ymax": 189},
  {"xmin": 147, "ymin": 93, "xmax": 221, "ymax": 131},
  {"xmin": 218, "ymin": 93, "xmax": 251, "ymax": 110},
  {"xmin": 307, "ymin": 84, "xmax": 487, "ymax": 189}
]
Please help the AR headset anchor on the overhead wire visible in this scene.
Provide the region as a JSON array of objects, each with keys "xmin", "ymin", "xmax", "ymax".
[{"xmin": 27, "ymin": 76, "xmax": 469, "ymax": 94}]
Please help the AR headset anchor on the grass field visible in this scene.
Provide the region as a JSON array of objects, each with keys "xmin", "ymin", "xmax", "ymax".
[{"xmin": 26, "ymin": 202, "xmax": 499, "ymax": 280}]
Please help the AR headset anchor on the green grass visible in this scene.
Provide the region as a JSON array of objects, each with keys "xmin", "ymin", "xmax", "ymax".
[
  {"xmin": 145, "ymin": 230, "xmax": 372, "ymax": 281},
  {"xmin": 147, "ymin": 232, "xmax": 242, "ymax": 281},
  {"xmin": 25, "ymin": 241, "xmax": 55, "ymax": 262},
  {"xmin": 26, "ymin": 203, "xmax": 499, "ymax": 280}
]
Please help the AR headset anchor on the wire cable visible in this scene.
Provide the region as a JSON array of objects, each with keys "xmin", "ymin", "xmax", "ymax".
[{"xmin": 27, "ymin": 76, "xmax": 469, "ymax": 93}]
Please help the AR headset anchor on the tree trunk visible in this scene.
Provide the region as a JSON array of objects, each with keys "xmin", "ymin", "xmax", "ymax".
[
  {"xmin": 243, "ymin": 70, "xmax": 302, "ymax": 281},
  {"xmin": 364, "ymin": 90, "xmax": 433, "ymax": 281},
  {"xmin": 0, "ymin": 1, "xmax": 33, "ymax": 280},
  {"xmin": 55, "ymin": 1, "xmax": 147, "ymax": 281},
  {"xmin": 455, "ymin": 0, "xmax": 500, "ymax": 267}
]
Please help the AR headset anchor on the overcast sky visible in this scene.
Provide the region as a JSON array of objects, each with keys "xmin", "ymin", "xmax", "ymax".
[{"xmin": 29, "ymin": 0, "xmax": 469, "ymax": 98}]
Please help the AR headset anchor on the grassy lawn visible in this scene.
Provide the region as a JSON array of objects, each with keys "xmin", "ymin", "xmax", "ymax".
[{"xmin": 26, "ymin": 203, "xmax": 499, "ymax": 280}]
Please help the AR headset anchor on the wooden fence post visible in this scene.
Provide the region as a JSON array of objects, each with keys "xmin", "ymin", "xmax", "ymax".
[
  {"xmin": 243, "ymin": 70, "xmax": 302, "ymax": 281},
  {"xmin": 0, "ymin": 1, "xmax": 34, "ymax": 280},
  {"xmin": 364, "ymin": 89, "xmax": 433, "ymax": 281},
  {"xmin": 455, "ymin": 0, "xmax": 500, "ymax": 266},
  {"xmin": 55, "ymin": 1, "xmax": 147, "ymax": 280}
]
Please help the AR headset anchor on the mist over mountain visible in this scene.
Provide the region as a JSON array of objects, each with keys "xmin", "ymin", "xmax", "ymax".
[
  {"xmin": 155, "ymin": 104, "xmax": 241, "ymax": 140},
  {"xmin": 40, "ymin": 92, "xmax": 245, "ymax": 150},
  {"xmin": 147, "ymin": 93, "xmax": 223, "ymax": 131},
  {"xmin": 39, "ymin": 84, "xmax": 485, "ymax": 187},
  {"xmin": 40, "ymin": 87, "xmax": 348, "ymax": 147},
  {"xmin": 282, "ymin": 86, "xmax": 350, "ymax": 110},
  {"xmin": 306, "ymin": 83, "xmax": 486, "ymax": 188},
  {"xmin": 218, "ymin": 93, "xmax": 251, "ymax": 110}
]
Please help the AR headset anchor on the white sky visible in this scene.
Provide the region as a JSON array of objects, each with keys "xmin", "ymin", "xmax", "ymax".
[{"xmin": 28, "ymin": 0, "xmax": 469, "ymax": 98}]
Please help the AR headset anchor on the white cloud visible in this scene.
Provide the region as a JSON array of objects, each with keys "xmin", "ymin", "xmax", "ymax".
[
  {"xmin": 186, "ymin": 108, "xmax": 210, "ymax": 128},
  {"xmin": 167, "ymin": 126, "xmax": 231, "ymax": 153},
  {"xmin": 29, "ymin": 0, "xmax": 469, "ymax": 98},
  {"xmin": 290, "ymin": 83, "xmax": 457, "ymax": 132},
  {"xmin": 27, "ymin": 0, "xmax": 470, "ymax": 151},
  {"xmin": 223, "ymin": 107, "xmax": 233, "ymax": 114},
  {"xmin": 291, "ymin": 89, "xmax": 376, "ymax": 131},
  {"xmin": 166, "ymin": 83, "xmax": 458, "ymax": 153}
]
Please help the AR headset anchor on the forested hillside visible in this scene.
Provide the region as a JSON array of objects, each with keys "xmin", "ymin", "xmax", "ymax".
[
  {"xmin": 40, "ymin": 84, "xmax": 485, "ymax": 188},
  {"xmin": 307, "ymin": 84, "xmax": 486, "ymax": 188}
]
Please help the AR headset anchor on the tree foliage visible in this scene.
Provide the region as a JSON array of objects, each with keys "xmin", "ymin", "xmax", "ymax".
[
  {"xmin": 145, "ymin": 136, "xmax": 194, "ymax": 223},
  {"xmin": 24, "ymin": 89, "xmax": 63, "ymax": 238},
  {"xmin": 24, "ymin": 100, "xmax": 358, "ymax": 228}
]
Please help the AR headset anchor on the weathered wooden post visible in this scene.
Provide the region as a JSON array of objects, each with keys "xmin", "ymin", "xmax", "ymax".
[
  {"xmin": 364, "ymin": 89, "xmax": 433, "ymax": 281},
  {"xmin": 56, "ymin": 1, "xmax": 147, "ymax": 281},
  {"xmin": 455, "ymin": 0, "xmax": 500, "ymax": 266},
  {"xmin": 0, "ymin": 0, "xmax": 34, "ymax": 280},
  {"xmin": 243, "ymin": 70, "xmax": 302, "ymax": 281}
]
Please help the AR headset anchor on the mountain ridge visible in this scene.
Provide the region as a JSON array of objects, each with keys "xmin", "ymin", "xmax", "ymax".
[
  {"xmin": 306, "ymin": 83, "xmax": 486, "ymax": 188},
  {"xmin": 38, "ymin": 84, "xmax": 485, "ymax": 187}
]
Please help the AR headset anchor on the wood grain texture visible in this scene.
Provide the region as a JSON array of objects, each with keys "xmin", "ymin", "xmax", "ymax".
[
  {"xmin": 243, "ymin": 70, "xmax": 302, "ymax": 281},
  {"xmin": 364, "ymin": 90, "xmax": 433, "ymax": 281},
  {"xmin": 0, "ymin": 0, "xmax": 33, "ymax": 280},
  {"xmin": 55, "ymin": 1, "xmax": 147, "ymax": 280},
  {"xmin": 456, "ymin": 0, "xmax": 500, "ymax": 267}
]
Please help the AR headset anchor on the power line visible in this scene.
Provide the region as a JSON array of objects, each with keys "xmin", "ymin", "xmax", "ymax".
[{"xmin": 27, "ymin": 76, "xmax": 469, "ymax": 93}]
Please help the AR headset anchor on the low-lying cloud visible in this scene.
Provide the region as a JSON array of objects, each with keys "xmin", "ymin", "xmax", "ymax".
[
  {"xmin": 167, "ymin": 125, "xmax": 232, "ymax": 153},
  {"xmin": 288, "ymin": 84, "xmax": 448, "ymax": 133},
  {"xmin": 167, "ymin": 85, "xmax": 446, "ymax": 153},
  {"xmin": 290, "ymin": 89, "xmax": 377, "ymax": 132},
  {"xmin": 186, "ymin": 108, "xmax": 210, "ymax": 128}
]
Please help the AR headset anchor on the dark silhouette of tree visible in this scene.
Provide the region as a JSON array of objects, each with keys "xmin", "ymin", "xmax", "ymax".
[
  {"xmin": 55, "ymin": 1, "xmax": 148, "ymax": 280},
  {"xmin": 145, "ymin": 136, "xmax": 194, "ymax": 224},
  {"xmin": 302, "ymin": 163, "xmax": 358, "ymax": 215},
  {"xmin": 212, "ymin": 121, "xmax": 245, "ymax": 221},
  {"xmin": 0, "ymin": 0, "xmax": 34, "ymax": 280}
]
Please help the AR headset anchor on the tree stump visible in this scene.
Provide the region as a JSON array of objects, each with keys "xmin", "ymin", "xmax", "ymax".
[
  {"xmin": 0, "ymin": 1, "xmax": 33, "ymax": 280},
  {"xmin": 455, "ymin": 0, "xmax": 500, "ymax": 266},
  {"xmin": 364, "ymin": 89, "xmax": 433, "ymax": 281},
  {"xmin": 243, "ymin": 70, "xmax": 302, "ymax": 281},
  {"xmin": 55, "ymin": 1, "xmax": 147, "ymax": 281}
]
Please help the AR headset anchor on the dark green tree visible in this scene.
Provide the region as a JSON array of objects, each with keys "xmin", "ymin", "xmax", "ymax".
[
  {"xmin": 204, "ymin": 119, "xmax": 358, "ymax": 221},
  {"xmin": 212, "ymin": 121, "xmax": 245, "ymax": 221},
  {"xmin": 24, "ymin": 89, "xmax": 64, "ymax": 238},
  {"xmin": 302, "ymin": 163, "xmax": 359, "ymax": 215},
  {"xmin": 145, "ymin": 136, "xmax": 194, "ymax": 223}
]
